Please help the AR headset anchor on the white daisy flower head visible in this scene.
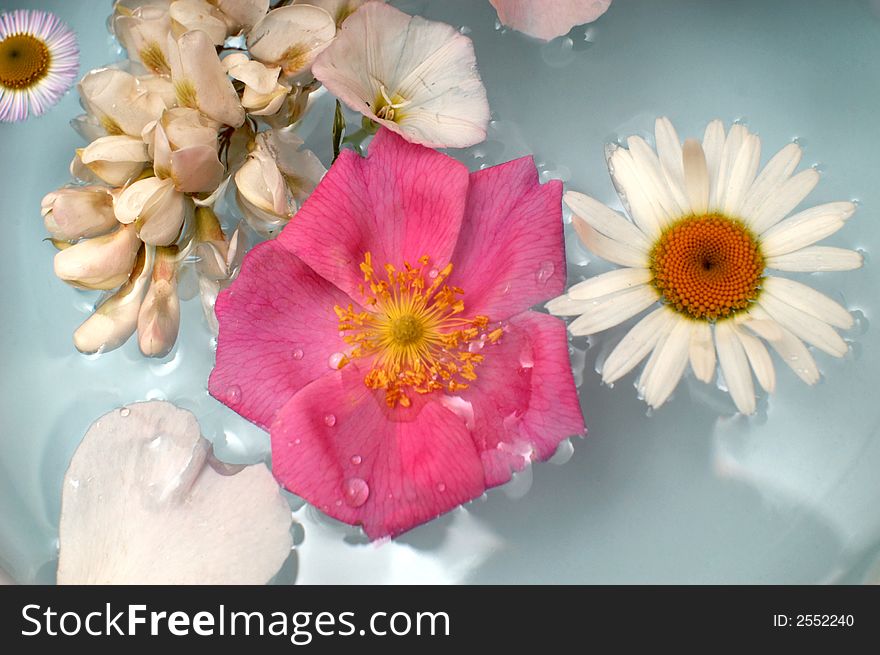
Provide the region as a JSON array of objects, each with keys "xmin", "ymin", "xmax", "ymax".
[
  {"xmin": 0, "ymin": 9, "xmax": 78, "ymax": 123},
  {"xmin": 311, "ymin": 1, "xmax": 491, "ymax": 149},
  {"xmin": 548, "ymin": 118, "xmax": 863, "ymax": 415}
]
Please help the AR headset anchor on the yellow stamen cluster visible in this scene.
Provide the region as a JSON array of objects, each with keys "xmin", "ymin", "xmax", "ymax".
[
  {"xmin": 335, "ymin": 253, "xmax": 502, "ymax": 407},
  {"xmin": 0, "ymin": 33, "xmax": 50, "ymax": 89}
]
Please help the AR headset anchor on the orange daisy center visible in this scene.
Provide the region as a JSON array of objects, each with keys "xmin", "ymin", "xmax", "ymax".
[
  {"xmin": 334, "ymin": 253, "xmax": 502, "ymax": 408},
  {"xmin": 0, "ymin": 33, "xmax": 50, "ymax": 89},
  {"xmin": 650, "ymin": 214, "xmax": 764, "ymax": 321}
]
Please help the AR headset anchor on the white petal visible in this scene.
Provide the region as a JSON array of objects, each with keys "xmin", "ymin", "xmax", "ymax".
[
  {"xmin": 627, "ymin": 135, "xmax": 683, "ymax": 221},
  {"xmin": 681, "ymin": 138, "xmax": 709, "ymax": 215},
  {"xmin": 571, "ymin": 217, "xmax": 649, "ymax": 268},
  {"xmin": 715, "ymin": 320, "xmax": 756, "ymax": 415},
  {"xmin": 567, "ymin": 268, "xmax": 651, "ymax": 300},
  {"xmin": 701, "ymin": 119, "xmax": 725, "ymax": 207},
  {"xmin": 115, "ymin": 176, "xmax": 171, "ymax": 225},
  {"xmin": 608, "ymin": 145, "xmax": 662, "ymax": 238},
  {"xmin": 744, "ymin": 307, "xmax": 820, "ymax": 385},
  {"xmin": 169, "ymin": 0, "xmax": 228, "ymax": 45},
  {"xmin": 641, "ymin": 316, "xmax": 692, "ymax": 409},
  {"xmin": 653, "ymin": 117, "xmax": 690, "ymax": 213},
  {"xmin": 568, "ymin": 285, "xmax": 658, "ymax": 336},
  {"xmin": 732, "ymin": 322, "xmax": 775, "ymax": 393},
  {"xmin": 688, "ymin": 320, "xmax": 715, "ymax": 383},
  {"xmin": 740, "ymin": 142, "xmax": 802, "ymax": 220},
  {"xmin": 760, "ymin": 200, "xmax": 854, "ymax": 257},
  {"xmin": 748, "ymin": 168, "xmax": 820, "ymax": 234},
  {"xmin": 57, "ymin": 401, "xmax": 292, "ymax": 584},
  {"xmin": 763, "ymin": 276, "xmax": 854, "ymax": 329},
  {"xmin": 248, "ymin": 4, "xmax": 336, "ymax": 78},
  {"xmin": 224, "ymin": 53, "xmax": 282, "ymax": 94},
  {"xmin": 545, "ymin": 294, "xmax": 593, "ymax": 317},
  {"xmin": 564, "ymin": 191, "xmax": 650, "ymax": 250},
  {"xmin": 757, "ymin": 294, "xmax": 848, "ymax": 357},
  {"xmin": 42, "ymin": 187, "xmax": 118, "ymax": 241},
  {"xmin": 766, "ymin": 246, "xmax": 863, "ymax": 272},
  {"xmin": 721, "ymin": 133, "xmax": 760, "ymax": 217},
  {"xmin": 710, "ymin": 123, "xmax": 746, "ymax": 211},
  {"xmin": 54, "ymin": 224, "xmax": 141, "ymax": 290},
  {"xmin": 601, "ymin": 307, "xmax": 674, "ymax": 384}
]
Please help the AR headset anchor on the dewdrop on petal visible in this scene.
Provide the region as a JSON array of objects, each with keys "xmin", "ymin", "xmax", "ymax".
[
  {"xmin": 138, "ymin": 246, "xmax": 181, "ymax": 357},
  {"xmin": 53, "ymin": 223, "xmax": 142, "ymax": 290},
  {"xmin": 74, "ymin": 245, "xmax": 155, "ymax": 354}
]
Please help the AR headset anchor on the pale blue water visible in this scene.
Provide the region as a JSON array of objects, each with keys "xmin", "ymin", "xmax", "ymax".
[{"xmin": 1, "ymin": 0, "xmax": 878, "ymax": 583}]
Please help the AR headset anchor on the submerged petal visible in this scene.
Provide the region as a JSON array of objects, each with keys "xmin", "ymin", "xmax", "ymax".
[
  {"xmin": 58, "ymin": 401, "xmax": 292, "ymax": 584},
  {"xmin": 489, "ymin": 0, "xmax": 611, "ymax": 41},
  {"xmin": 247, "ymin": 4, "xmax": 336, "ymax": 79}
]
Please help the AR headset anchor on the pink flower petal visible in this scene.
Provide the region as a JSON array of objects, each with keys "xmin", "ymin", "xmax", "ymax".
[
  {"xmin": 278, "ymin": 129, "xmax": 469, "ymax": 302},
  {"xmin": 270, "ymin": 365, "xmax": 486, "ymax": 539},
  {"xmin": 449, "ymin": 157, "xmax": 565, "ymax": 321},
  {"xmin": 208, "ymin": 241, "xmax": 357, "ymax": 430},
  {"xmin": 490, "ymin": 0, "xmax": 612, "ymax": 41},
  {"xmin": 461, "ymin": 311, "xmax": 585, "ymax": 487}
]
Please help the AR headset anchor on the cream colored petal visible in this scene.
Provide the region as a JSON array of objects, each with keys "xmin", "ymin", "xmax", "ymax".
[
  {"xmin": 763, "ymin": 276, "xmax": 854, "ymax": 330},
  {"xmin": 545, "ymin": 294, "xmax": 593, "ymax": 317},
  {"xmin": 54, "ymin": 224, "xmax": 141, "ymax": 290},
  {"xmin": 748, "ymin": 169, "xmax": 820, "ymax": 235},
  {"xmin": 627, "ymin": 135, "xmax": 682, "ymax": 222},
  {"xmin": 701, "ymin": 119, "xmax": 725, "ymax": 206},
  {"xmin": 715, "ymin": 320, "xmax": 756, "ymax": 415},
  {"xmin": 138, "ymin": 247, "xmax": 181, "ymax": 357},
  {"xmin": 169, "ymin": 30, "xmax": 245, "ymax": 127},
  {"xmin": 312, "ymin": 2, "xmax": 489, "ymax": 148},
  {"xmin": 688, "ymin": 319, "xmax": 715, "ymax": 384},
  {"xmin": 564, "ymin": 190, "xmax": 650, "ymax": 250},
  {"xmin": 79, "ymin": 68, "xmax": 168, "ymax": 137},
  {"xmin": 247, "ymin": 4, "xmax": 336, "ymax": 78},
  {"xmin": 760, "ymin": 201, "xmax": 854, "ymax": 257},
  {"xmin": 744, "ymin": 307, "xmax": 820, "ymax": 385},
  {"xmin": 171, "ymin": 145, "xmax": 225, "ymax": 193},
  {"xmin": 568, "ymin": 285, "xmax": 658, "ymax": 336},
  {"xmin": 57, "ymin": 400, "xmax": 292, "ymax": 584},
  {"xmin": 114, "ymin": 5, "xmax": 173, "ymax": 75},
  {"xmin": 138, "ymin": 187, "xmax": 191, "ymax": 246},
  {"xmin": 74, "ymin": 245, "xmax": 155, "ymax": 355},
  {"xmin": 601, "ymin": 306, "xmax": 674, "ymax": 384},
  {"xmin": 42, "ymin": 187, "xmax": 118, "ymax": 241},
  {"xmin": 740, "ymin": 142, "xmax": 802, "ymax": 222},
  {"xmin": 571, "ymin": 217, "xmax": 649, "ymax": 268},
  {"xmin": 170, "ymin": 0, "xmax": 228, "ymax": 45},
  {"xmin": 653, "ymin": 117, "xmax": 689, "ymax": 212},
  {"xmin": 243, "ymin": 83, "xmax": 290, "ymax": 116},
  {"xmin": 136, "ymin": 73, "xmax": 177, "ymax": 108},
  {"xmin": 766, "ymin": 246, "xmax": 863, "ymax": 272},
  {"xmin": 294, "ymin": 0, "xmax": 380, "ymax": 26},
  {"xmin": 213, "ymin": 0, "xmax": 269, "ymax": 30},
  {"xmin": 731, "ymin": 322, "xmax": 775, "ymax": 393},
  {"xmin": 721, "ymin": 133, "xmax": 760, "ymax": 217},
  {"xmin": 567, "ymin": 268, "xmax": 651, "ymax": 300},
  {"xmin": 756, "ymin": 294, "xmax": 848, "ymax": 357},
  {"xmin": 235, "ymin": 149, "xmax": 288, "ymax": 216},
  {"xmin": 80, "ymin": 135, "xmax": 150, "ymax": 186},
  {"xmin": 681, "ymin": 138, "xmax": 709, "ymax": 215},
  {"xmin": 224, "ymin": 54, "xmax": 282, "ymax": 95},
  {"xmin": 115, "ymin": 176, "xmax": 171, "ymax": 225},
  {"xmin": 641, "ymin": 316, "xmax": 691, "ymax": 409},
  {"xmin": 261, "ymin": 128, "xmax": 326, "ymax": 200},
  {"xmin": 607, "ymin": 145, "xmax": 662, "ymax": 238},
  {"xmin": 711, "ymin": 123, "xmax": 746, "ymax": 211}
]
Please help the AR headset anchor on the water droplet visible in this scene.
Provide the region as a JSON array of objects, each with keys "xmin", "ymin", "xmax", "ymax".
[
  {"xmin": 328, "ymin": 352, "xmax": 345, "ymax": 369},
  {"xmin": 549, "ymin": 438, "xmax": 575, "ymax": 466},
  {"xmin": 323, "ymin": 413, "xmax": 337, "ymax": 427},
  {"xmin": 343, "ymin": 478, "xmax": 370, "ymax": 507},
  {"xmin": 428, "ymin": 268, "xmax": 439, "ymax": 279},
  {"xmin": 350, "ymin": 455, "xmax": 362, "ymax": 465},
  {"xmin": 119, "ymin": 408, "xmax": 131, "ymax": 417},
  {"xmin": 68, "ymin": 478, "xmax": 80, "ymax": 489},
  {"xmin": 536, "ymin": 261, "xmax": 555, "ymax": 284},
  {"xmin": 335, "ymin": 500, "xmax": 343, "ymax": 507},
  {"xmin": 437, "ymin": 482, "xmax": 446, "ymax": 493},
  {"xmin": 148, "ymin": 436, "xmax": 163, "ymax": 449},
  {"xmin": 468, "ymin": 340, "xmax": 484, "ymax": 353},
  {"xmin": 295, "ymin": 438, "xmax": 301, "ymax": 445},
  {"xmin": 292, "ymin": 348, "xmax": 304, "ymax": 360},
  {"xmin": 459, "ymin": 25, "xmax": 472, "ymax": 35},
  {"xmin": 502, "ymin": 282, "xmax": 512, "ymax": 295},
  {"xmin": 226, "ymin": 384, "xmax": 242, "ymax": 405}
]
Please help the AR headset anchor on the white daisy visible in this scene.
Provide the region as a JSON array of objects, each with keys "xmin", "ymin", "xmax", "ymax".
[
  {"xmin": 548, "ymin": 118, "xmax": 863, "ymax": 414},
  {"xmin": 0, "ymin": 9, "xmax": 78, "ymax": 122}
]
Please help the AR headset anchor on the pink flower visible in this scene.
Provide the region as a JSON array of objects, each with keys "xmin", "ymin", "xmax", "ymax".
[
  {"xmin": 209, "ymin": 129, "xmax": 584, "ymax": 539},
  {"xmin": 490, "ymin": 0, "xmax": 612, "ymax": 41}
]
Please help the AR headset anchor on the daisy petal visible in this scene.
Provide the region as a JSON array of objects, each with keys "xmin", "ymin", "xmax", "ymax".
[
  {"xmin": 567, "ymin": 285, "xmax": 658, "ymax": 336},
  {"xmin": 601, "ymin": 307, "xmax": 674, "ymax": 384},
  {"xmin": 722, "ymin": 133, "xmax": 760, "ymax": 217},
  {"xmin": 564, "ymin": 190, "xmax": 650, "ymax": 250},
  {"xmin": 760, "ymin": 201, "xmax": 855, "ymax": 257},
  {"xmin": 740, "ymin": 142, "xmax": 802, "ymax": 220},
  {"xmin": 766, "ymin": 246, "xmax": 863, "ymax": 272},
  {"xmin": 748, "ymin": 169, "xmax": 820, "ymax": 234},
  {"xmin": 607, "ymin": 145, "xmax": 662, "ymax": 238},
  {"xmin": 654, "ymin": 117, "xmax": 690, "ymax": 212},
  {"xmin": 682, "ymin": 138, "xmax": 710, "ymax": 215},
  {"xmin": 744, "ymin": 308, "xmax": 820, "ymax": 385},
  {"xmin": 711, "ymin": 123, "xmax": 746, "ymax": 212},
  {"xmin": 763, "ymin": 276, "xmax": 854, "ymax": 329},
  {"xmin": 732, "ymin": 323, "xmax": 775, "ymax": 393},
  {"xmin": 701, "ymin": 119, "xmax": 725, "ymax": 205},
  {"xmin": 627, "ymin": 135, "xmax": 683, "ymax": 221},
  {"xmin": 757, "ymin": 293, "xmax": 848, "ymax": 357},
  {"xmin": 715, "ymin": 320, "xmax": 756, "ymax": 415},
  {"xmin": 641, "ymin": 316, "xmax": 691, "ymax": 409},
  {"xmin": 571, "ymin": 217, "xmax": 649, "ymax": 268},
  {"xmin": 688, "ymin": 320, "xmax": 715, "ymax": 383},
  {"xmin": 567, "ymin": 267, "xmax": 651, "ymax": 300}
]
